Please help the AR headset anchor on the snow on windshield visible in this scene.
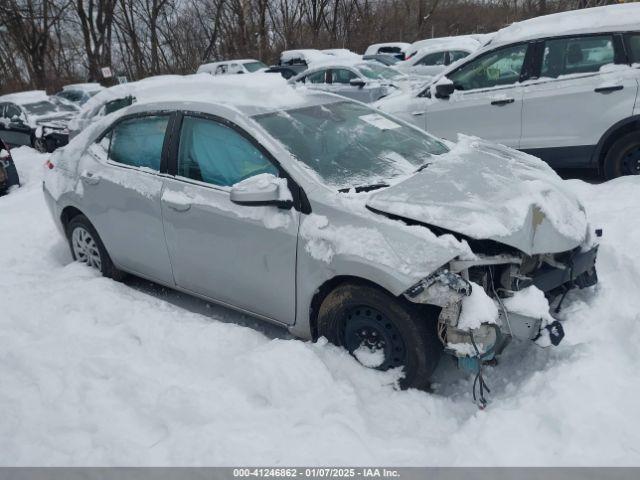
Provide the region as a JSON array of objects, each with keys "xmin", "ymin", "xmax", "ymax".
[{"xmin": 254, "ymin": 101, "xmax": 448, "ymax": 189}]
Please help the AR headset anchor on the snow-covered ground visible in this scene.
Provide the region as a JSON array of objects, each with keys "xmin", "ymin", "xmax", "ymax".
[{"xmin": 1, "ymin": 147, "xmax": 640, "ymax": 466}]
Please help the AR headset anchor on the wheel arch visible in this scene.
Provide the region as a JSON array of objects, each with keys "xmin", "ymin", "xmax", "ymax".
[
  {"xmin": 60, "ymin": 205, "xmax": 86, "ymax": 232},
  {"xmin": 593, "ymin": 115, "xmax": 640, "ymax": 171}
]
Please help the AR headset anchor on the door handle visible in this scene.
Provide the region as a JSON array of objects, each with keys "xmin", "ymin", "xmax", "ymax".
[
  {"xmin": 411, "ymin": 111, "xmax": 425, "ymax": 116},
  {"xmin": 490, "ymin": 98, "xmax": 515, "ymax": 106},
  {"xmin": 80, "ymin": 171, "xmax": 100, "ymax": 185},
  {"xmin": 162, "ymin": 198, "xmax": 191, "ymax": 212},
  {"xmin": 594, "ymin": 85, "xmax": 623, "ymax": 94}
]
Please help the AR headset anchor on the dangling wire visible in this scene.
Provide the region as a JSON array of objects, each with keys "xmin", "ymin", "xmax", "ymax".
[{"xmin": 470, "ymin": 332, "xmax": 491, "ymax": 409}]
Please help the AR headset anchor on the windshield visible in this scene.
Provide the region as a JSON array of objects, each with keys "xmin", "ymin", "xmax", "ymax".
[
  {"xmin": 244, "ymin": 61, "xmax": 267, "ymax": 72},
  {"xmin": 254, "ymin": 101, "xmax": 448, "ymax": 188},
  {"xmin": 22, "ymin": 101, "xmax": 59, "ymax": 116},
  {"xmin": 357, "ymin": 63, "xmax": 402, "ymax": 81}
]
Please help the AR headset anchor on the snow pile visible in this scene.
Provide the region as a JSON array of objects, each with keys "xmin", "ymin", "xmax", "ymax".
[
  {"xmin": 458, "ymin": 282, "xmax": 499, "ymax": 331},
  {"xmin": 0, "ymin": 90, "xmax": 49, "ymax": 104},
  {"xmin": 492, "ymin": 3, "xmax": 640, "ymax": 45},
  {"xmin": 2, "ymin": 148, "xmax": 640, "ymax": 465}
]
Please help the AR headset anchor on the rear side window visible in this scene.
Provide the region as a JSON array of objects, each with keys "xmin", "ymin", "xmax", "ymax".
[
  {"xmin": 331, "ymin": 69, "xmax": 358, "ymax": 84},
  {"xmin": 628, "ymin": 34, "xmax": 640, "ymax": 64},
  {"xmin": 177, "ymin": 116, "xmax": 278, "ymax": 187},
  {"xmin": 416, "ymin": 51, "xmax": 445, "ymax": 66},
  {"xmin": 301, "ymin": 70, "xmax": 327, "ymax": 84},
  {"xmin": 541, "ymin": 35, "xmax": 615, "ymax": 78},
  {"xmin": 109, "ymin": 115, "xmax": 169, "ymax": 170}
]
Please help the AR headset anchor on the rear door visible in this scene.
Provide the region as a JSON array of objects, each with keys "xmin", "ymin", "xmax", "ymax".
[
  {"xmin": 425, "ymin": 42, "xmax": 530, "ymax": 147},
  {"xmin": 160, "ymin": 113, "xmax": 299, "ymax": 324},
  {"xmin": 520, "ymin": 34, "xmax": 639, "ymax": 167},
  {"xmin": 76, "ymin": 113, "xmax": 175, "ymax": 284}
]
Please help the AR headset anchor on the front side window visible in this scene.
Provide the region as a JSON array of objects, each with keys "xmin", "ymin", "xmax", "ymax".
[
  {"xmin": 177, "ymin": 116, "xmax": 278, "ymax": 187},
  {"xmin": 448, "ymin": 43, "xmax": 528, "ymax": 90},
  {"xmin": 416, "ymin": 51, "xmax": 445, "ymax": 66},
  {"xmin": 255, "ymin": 101, "xmax": 448, "ymax": 189},
  {"xmin": 628, "ymin": 34, "xmax": 640, "ymax": 64},
  {"xmin": 109, "ymin": 115, "xmax": 169, "ymax": 170},
  {"xmin": 541, "ymin": 35, "xmax": 615, "ymax": 78},
  {"xmin": 331, "ymin": 69, "xmax": 358, "ymax": 84}
]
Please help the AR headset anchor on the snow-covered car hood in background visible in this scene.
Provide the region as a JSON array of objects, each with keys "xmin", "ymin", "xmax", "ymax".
[{"xmin": 366, "ymin": 136, "xmax": 588, "ymax": 255}]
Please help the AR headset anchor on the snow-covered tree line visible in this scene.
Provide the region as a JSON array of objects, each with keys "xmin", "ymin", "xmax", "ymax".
[{"xmin": 0, "ymin": 0, "xmax": 622, "ymax": 93}]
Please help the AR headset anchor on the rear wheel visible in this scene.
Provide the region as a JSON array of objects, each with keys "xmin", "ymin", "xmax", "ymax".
[
  {"xmin": 603, "ymin": 131, "xmax": 640, "ymax": 179},
  {"xmin": 66, "ymin": 214, "xmax": 125, "ymax": 280},
  {"xmin": 317, "ymin": 282, "xmax": 442, "ymax": 390}
]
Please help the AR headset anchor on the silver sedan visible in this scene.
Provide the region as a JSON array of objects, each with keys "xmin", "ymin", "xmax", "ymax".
[{"xmin": 44, "ymin": 91, "xmax": 599, "ymax": 392}]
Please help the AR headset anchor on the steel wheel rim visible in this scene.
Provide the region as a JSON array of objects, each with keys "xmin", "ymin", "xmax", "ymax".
[
  {"xmin": 71, "ymin": 226, "xmax": 102, "ymax": 270},
  {"xmin": 341, "ymin": 305, "xmax": 407, "ymax": 371},
  {"xmin": 621, "ymin": 145, "xmax": 640, "ymax": 175}
]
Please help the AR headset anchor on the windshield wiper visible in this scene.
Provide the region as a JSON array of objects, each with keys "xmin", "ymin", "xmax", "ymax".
[
  {"xmin": 338, "ymin": 183, "xmax": 390, "ymax": 193},
  {"xmin": 414, "ymin": 162, "xmax": 432, "ymax": 173}
]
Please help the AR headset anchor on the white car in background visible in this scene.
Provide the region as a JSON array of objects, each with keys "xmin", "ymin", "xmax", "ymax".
[
  {"xmin": 55, "ymin": 83, "xmax": 105, "ymax": 106},
  {"xmin": 196, "ymin": 59, "xmax": 267, "ymax": 75},
  {"xmin": 396, "ymin": 36, "xmax": 481, "ymax": 77},
  {"xmin": 278, "ymin": 49, "xmax": 335, "ymax": 67},
  {"xmin": 290, "ymin": 60, "xmax": 408, "ymax": 103},
  {"xmin": 364, "ymin": 42, "xmax": 411, "ymax": 60},
  {"xmin": 321, "ymin": 49, "xmax": 361, "ymax": 60},
  {"xmin": 377, "ymin": 3, "xmax": 640, "ymax": 178}
]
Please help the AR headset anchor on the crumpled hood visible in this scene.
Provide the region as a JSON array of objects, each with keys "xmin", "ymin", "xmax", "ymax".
[{"xmin": 366, "ymin": 136, "xmax": 588, "ymax": 255}]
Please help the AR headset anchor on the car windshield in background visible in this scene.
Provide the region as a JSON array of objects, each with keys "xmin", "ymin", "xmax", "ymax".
[
  {"xmin": 357, "ymin": 63, "xmax": 401, "ymax": 81},
  {"xmin": 254, "ymin": 101, "xmax": 448, "ymax": 189},
  {"xmin": 22, "ymin": 101, "xmax": 59, "ymax": 116},
  {"xmin": 244, "ymin": 61, "xmax": 267, "ymax": 72}
]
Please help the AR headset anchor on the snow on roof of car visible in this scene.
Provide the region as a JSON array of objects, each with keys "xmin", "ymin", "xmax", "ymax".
[
  {"xmin": 0, "ymin": 90, "xmax": 50, "ymax": 105},
  {"xmin": 491, "ymin": 3, "xmax": 640, "ymax": 45},
  {"xmin": 364, "ymin": 42, "xmax": 411, "ymax": 56},
  {"xmin": 62, "ymin": 83, "xmax": 104, "ymax": 92},
  {"xmin": 197, "ymin": 59, "xmax": 262, "ymax": 69},
  {"xmin": 321, "ymin": 49, "xmax": 361, "ymax": 59},
  {"xmin": 405, "ymin": 36, "xmax": 481, "ymax": 56},
  {"xmin": 280, "ymin": 49, "xmax": 334, "ymax": 65}
]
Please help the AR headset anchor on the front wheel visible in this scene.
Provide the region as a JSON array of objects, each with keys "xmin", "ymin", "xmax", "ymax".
[
  {"xmin": 66, "ymin": 214, "xmax": 125, "ymax": 280},
  {"xmin": 316, "ymin": 283, "xmax": 442, "ymax": 390},
  {"xmin": 603, "ymin": 131, "xmax": 640, "ymax": 179}
]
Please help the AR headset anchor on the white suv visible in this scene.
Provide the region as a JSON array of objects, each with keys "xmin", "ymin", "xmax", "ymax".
[{"xmin": 377, "ymin": 4, "xmax": 640, "ymax": 178}]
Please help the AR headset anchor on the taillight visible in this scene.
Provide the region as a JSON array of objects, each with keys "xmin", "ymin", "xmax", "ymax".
[{"xmin": 45, "ymin": 159, "xmax": 54, "ymax": 170}]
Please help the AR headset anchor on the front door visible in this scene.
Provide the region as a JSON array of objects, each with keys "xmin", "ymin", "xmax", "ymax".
[
  {"xmin": 161, "ymin": 114, "xmax": 299, "ymax": 324},
  {"xmin": 425, "ymin": 43, "xmax": 530, "ymax": 147}
]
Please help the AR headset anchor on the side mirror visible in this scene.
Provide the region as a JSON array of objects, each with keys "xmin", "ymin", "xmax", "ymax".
[
  {"xmin": 435, "ymin": 81, "xmax": 455, "ymax": 99},
  {"xmin": 230, "ymin": 174, "xmax": 293, "ymax": 209},
  {"xmin": 349, "ymin": 78, "xmax": 367, "ymax": 89}
]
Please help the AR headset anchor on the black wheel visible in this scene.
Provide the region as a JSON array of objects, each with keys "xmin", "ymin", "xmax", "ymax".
[
  {"xmin": 66, "ymin": 214, "xmax": 125, "ymax": 281},
  {"xmin": 603, "ymin": 131, "xmax": 640, "ymax": 179},
  {"xmin": 316, "ymin": 282, "xmax": 442, "ymax": 390}
]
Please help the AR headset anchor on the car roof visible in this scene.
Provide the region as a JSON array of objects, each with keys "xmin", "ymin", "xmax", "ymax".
[
  {"xmin": 0, "ymin": 90, "xmax": 50, "ymax": 105},
  {"xmin": 490, "ymin": 3, "xmax": 640, "ymax": 46},
  {"xmin": 364, "ymin": 42, "xmax": 411, "ymax": 56},
  {"xmin": 63, "ymin": 83, "xmax": 104, "ymax": 92}
]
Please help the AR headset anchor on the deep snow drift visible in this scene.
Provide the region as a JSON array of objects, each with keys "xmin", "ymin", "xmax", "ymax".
[{"xmin": 1, "ymin": 147, "xmax": 639, "ymax": 465}]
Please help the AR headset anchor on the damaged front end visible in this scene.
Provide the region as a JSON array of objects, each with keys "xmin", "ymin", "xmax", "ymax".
[{"xmin": 404, "ymin": 236, "xmax": 600, "ymax": 403}]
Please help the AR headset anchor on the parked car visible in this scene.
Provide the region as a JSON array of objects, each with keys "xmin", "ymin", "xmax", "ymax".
[
  {"xmin": 263, "ymin": 65, "xmax": 307, "ymax": 79},
  {"xmin": 396, "ymin": 37, "xmax": 481, "ymax": 77},
  {"xmin": 377, "ymin": 3, "xmax": 640, "ymax": 178},
  {"xmin": 364, "ymin": 42, "xmax": 410, "ymax": 60},
  {"xmin": 43, "ymin": 82, "xmax": 599, "ymax": 393},
  {"xmin": 362, "ymin": 54, "xmax": 401, "ymax": 67},
  {"xmin": 278, "ymin": 49, "xmax": 334, "ymax": 67},
  {"xmin": 56, "ymin": 83, "xmax": 105, "ymax": 106},
  {"xmin": 0, "ymin": 90, "xmax": 79, "ymax": 152},
  {"xmin": 196, "ymin": 59, "xmax": 267, "ymax": 75},
  {"xmin": 0, "ymin": 139, "xmax": 19, "ymax": 195},
  {"xmin": 402, "ymin": 35, "xmax": 482, "ymax": 61},
  {"xmin": 290, "ymin": 60, "xmax": 407, "ymax": 103}
]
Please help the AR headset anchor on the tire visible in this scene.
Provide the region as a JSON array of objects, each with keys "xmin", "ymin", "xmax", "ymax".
[
  {"xmin": 316, "ymin": 282, "xmax": 442, "ymax": 390},
  {"xmin": 66, "ymin": 214, "xmax": 125, "ymax": 281},
  {"xmin": 603, "ymin": 131, "xmax": 640, "ymax": 179}
]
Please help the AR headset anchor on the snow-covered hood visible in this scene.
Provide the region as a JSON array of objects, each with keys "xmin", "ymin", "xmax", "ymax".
[
  {"xmin": 34, "ymin": 113, "xmax": 73, "ymax": 129},
  {"xmin": 366, "ymin": 136, "xmax": 588, "ymax": 255}
]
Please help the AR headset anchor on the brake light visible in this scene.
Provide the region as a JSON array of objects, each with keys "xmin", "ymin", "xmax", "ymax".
[{"xmin": 45, "ymin": 159, "xmax": 54, "ymax": 170}]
